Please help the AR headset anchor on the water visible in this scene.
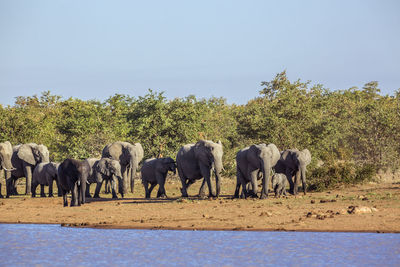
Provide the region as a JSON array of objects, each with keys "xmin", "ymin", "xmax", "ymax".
[{"xmin": 0, "ymin": 224, "xmax": 399, "ymax": 266}]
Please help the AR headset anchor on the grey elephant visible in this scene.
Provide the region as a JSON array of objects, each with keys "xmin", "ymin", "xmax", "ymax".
[
  {"xmin": 176, "ymin": 140, "xmax": 223, "ymax": 198},
  {"xmin": 7, "ymin": 143, "xmax": 50, "ymax": 197},
  {"xmin": 84, "ymin": 158, "xmax": 99, "ymax": 198},
  {"xmin": 271, "ymin": 173, "xmax": 287, "ymax": 198},
  {"xmin": 85, "ymin": 158, "xmax": 122, "ymax": 199},
  {"xmin": 102, "ymin": 141, "xmax": 144, "ymax": 196},
  {"xmin": 141, "ymin": 157, "xmax": 176, "ymax": 199},
  {"xmin": 57, "ymin": 158, "xmax": 90, "ymax": 207},
  {"xmin": 235, "ymin": 143, "xmax": 280, "ymax": 199},
  {"xmin": 0, "ymin": 141, "xmax": 15, "ymax": 198},
  {"xmin": 274, "ymin": 149, "xmax": 311, "ymax": 195},
  {"xmin": 31, "ymin": 162, "xmax": 61, "ymax": 197}
]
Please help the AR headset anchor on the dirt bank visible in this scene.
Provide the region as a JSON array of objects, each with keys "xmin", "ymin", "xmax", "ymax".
[{"xmin": 0, "ymin": 178, "xmax": 399, "ymax": 232}]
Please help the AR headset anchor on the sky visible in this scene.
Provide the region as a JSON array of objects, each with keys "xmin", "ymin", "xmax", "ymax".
[{"xmin": 0, "ymin": 0, "xmax": 399, "ymax": 106}]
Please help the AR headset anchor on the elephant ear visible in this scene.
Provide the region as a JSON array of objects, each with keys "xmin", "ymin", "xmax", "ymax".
[
  {"xmin": 161, "ymin": 157, "xmax": 175, "ymax": 172},
  {"xmin": 267, "ymin": 143, "xmax": 280, "ymax": 165},
  {"xmin": 133, "ymin": 143, "xmax": 144, "ymax": 161},
  {"xmin": 17, "ymin": 144, "xmax": 36, "ymax": 165},
  {"xmin": 301, "ymin": 149, "xmax": 312, "ymax": 165},
  {"xmin": 96, "ymin": 159, "xmax": 111, "ymax": 176},
  {"xmin": 2, "ymin": 141, "xmax": 12, "ymax": 153},
  {"xmin": 36, "ymin": 144, "xmax": 50, "ymax": 163}
]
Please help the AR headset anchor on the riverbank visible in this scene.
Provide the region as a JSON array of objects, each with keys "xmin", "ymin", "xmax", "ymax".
[{"xmin": 0, "ymin": 178, "xmax": 399, "ymax": 233}]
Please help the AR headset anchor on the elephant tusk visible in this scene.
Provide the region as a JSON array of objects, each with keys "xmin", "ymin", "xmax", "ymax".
[{"xmin": 3, "ymin": 167, "xmax": 16, "ymax": 171}]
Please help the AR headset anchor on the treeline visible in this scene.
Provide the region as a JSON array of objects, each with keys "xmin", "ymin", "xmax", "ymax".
[{"xmin": 1, "ymin": 71, "xmax": 399, "ymax": 190}]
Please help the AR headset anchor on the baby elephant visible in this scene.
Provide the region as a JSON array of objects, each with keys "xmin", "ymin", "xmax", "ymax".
[
  {"xmin": 32, "ymin": 162, "xmax": 61, "ymax": 197},
  {"xmin": 94, "ymin": 158, "xmax": 122, "ymax": 199},
  {"xmin": 141, "ymin": 157, "xmax": 176, "ymax": 199},
  {"xmin": 271, "ymin": 173, "xmax": 288, "ymax": 198}
]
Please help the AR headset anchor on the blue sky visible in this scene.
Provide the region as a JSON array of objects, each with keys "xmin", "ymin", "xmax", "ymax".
[{"xmin": 0, "ymin": 0, "xmax": 399, "ymax": 106}]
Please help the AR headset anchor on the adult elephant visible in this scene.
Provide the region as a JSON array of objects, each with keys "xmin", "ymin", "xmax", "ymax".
[
  {"xmin": 85, "ymin": 158, "xmax": 122, "ymax": 199},
  {"xmin": 234, "ymin": 143, "xmax": 280, "ymax": 199},
  {"xmin": 7, "ymin": 143, "xmax": 49, "ymax": 197},
  {"xmin": 176, "ymin": 140, "xmax": 223, "ymax": 198},
  {"xmin": 58, "ymin": 158, "xmax": 90, "ymax": 207},
  {"xmin": 274, "ymin": 149, "xmax": 311, "ymax": 195},
  {"xmin": 0, "ymin": 141, "xmax": 15, "ymax": 198},
  {"xmin": 102, "ymin": 141, "xmax": 144, "ymax": 196}
]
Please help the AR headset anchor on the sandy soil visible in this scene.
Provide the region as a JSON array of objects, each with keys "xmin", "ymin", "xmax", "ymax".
[{"xmin": 0, "ymin": 177, "xmax": 399, "ymax": 233}]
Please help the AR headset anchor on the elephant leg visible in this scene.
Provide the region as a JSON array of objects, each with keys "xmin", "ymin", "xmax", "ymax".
[
  {"xmin": 94, "ymin": 181, "xmax": 103, "ymax": 198},
  {"xmin": 276, "ymin": 185, "xmax": 283, "ymax": 198},
  {"xmin": 143, "ymin": 180, "xmax": 150, "ymax": 199},
  {"xmin": 23, "ymin": 164, "xmax": 32, "ymax": 195},
  {"xmin": 55, "ymin": 180, "xmax": 62, "ymax": 197},
  {"xmin": 31, "ymin": 181, "xmax": 38, "ymax": 197},
  {"xmin": 178, "ymin": 166, "xmax": 189, "ymax": 198},
  {"xmin": 85, "ymin": 183, "xmax": 92, "ymax": 198},
  {"xmin": 293, "ymin": 170, "xmax": 300, "ymax": 195},
  {"xmin": 156, "ymin": 174, "xmax": 167, "ymax": 198},
  {"xmin": 40, "ymin": 185, "xmax": 46, "ymax": 197},
  {"xmin": 248, "ymin": 170, "xmax": 258, "ymax": 198},
  {"xmin": 156, "ymin": 180, "xmax": 167, "ymax": 198},
  {"xmin": 48, "ymin": 180, "xmax": 54, "ymax": 197},
  {"xmin": 148, "ymin": 183, "xmax": 157, "ymax": 197},
  {"xmin": 198, "ymin": 178, "xmax": 206, "ymax": 197},
  {"xmin": 104, "ymin": 179, "xmax": 110, "ymax": 194},
  {"xmin": 234, "ymin": 169, "xmax": 242, "ymax": 198},
  {"xmin": 6, "ymin": 176, "xmax": 15, "ymax": 197},
  {"xmin": 300, "ymin": 167, "xmax": 307, "ymax": 195},
  {"xmin": 80, "ymin": 181, "xmax": 86, "ymax": 205},
  {"xmin": 121, "ymin": 168, "xmax": 128, "ymax": 196},
  {"xmin": 130, "ymin": 166, "xmax": 136, "ymax": 194},
  {"xmin": 200, "ymin": 165, "xmax": 214, "ymax": 197},
  {"xmin": 70, "ymin": 183, "xmax": 78, "ymax": 207},
  {"xmin": 110, "ymin": 176, "xmax": 118, "ymax": 199},
  {"xmin": 286, "ymin": 170, "xmax": 295, "ymax": 195},
  {"xmin": 62, "ymin": 192, "xmax": 68, "ymax": 207}
]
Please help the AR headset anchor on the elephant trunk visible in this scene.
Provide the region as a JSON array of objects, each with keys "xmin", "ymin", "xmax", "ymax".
[
  {"xmin": 213, "ymin": 158, "xmax": 223, "ymax": 197},
  {"xmin": 300, "ymin": 165, "xmax": 307, "ymax": 195},
  {"xmin": 130, "ymin": 159, "xmax": 137, "ymax": 194},
  {"xmin": 1, "ymin": 154, "xmax": 15, "ymax": 172},
  {"xmin": 80, "ymin": 179, "xmax": 86, "ymax": 205},
  {"xmin": 261, "ymin": 160, "xmax": 270, "ymax": 199}
]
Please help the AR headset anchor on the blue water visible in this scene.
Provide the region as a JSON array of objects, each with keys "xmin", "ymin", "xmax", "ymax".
[{"xmin": 0, "ymin": 224, "xmax": 399, "ymax": 266}]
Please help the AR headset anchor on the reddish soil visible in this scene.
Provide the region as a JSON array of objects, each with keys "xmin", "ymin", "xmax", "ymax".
[{"xmin": 0, "ymin": 178, "xmax": 399, "ymax": 232}]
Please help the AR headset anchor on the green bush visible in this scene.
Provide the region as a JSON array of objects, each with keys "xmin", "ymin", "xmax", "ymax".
[{"xmin": 1, "ymin": 71, "xmax": 398, "ymax": 190}]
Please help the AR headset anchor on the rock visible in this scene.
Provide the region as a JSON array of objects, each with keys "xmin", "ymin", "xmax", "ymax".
[
  {"xmin": 339, "ymin": 209, "xmax": 348, "ymax": 215},
  {"xmin": 348, "ymin": 206, "xmax": 375, "ymax": 214},
  {"xmin": 306, "ymin": 211, "xmax": 317, "ymax": 218},
  {"xmin": 310, "ymin": 200, "xmax": 315, "ymax": 204},
  {"xmin": 259, "ymin": 211, "xmax": 273, "ymax": 217}
]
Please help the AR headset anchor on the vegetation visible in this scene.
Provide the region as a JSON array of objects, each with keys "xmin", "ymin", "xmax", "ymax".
[{"xmin": 1, "ymin": 71, "xmax": 399, "ymax": 190}]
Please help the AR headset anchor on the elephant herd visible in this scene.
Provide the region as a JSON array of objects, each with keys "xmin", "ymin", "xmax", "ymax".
[{"xmin": 0, "ymin": 140, "xmax": 311, "ymax": 207}]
